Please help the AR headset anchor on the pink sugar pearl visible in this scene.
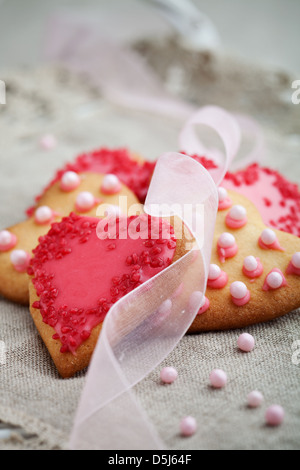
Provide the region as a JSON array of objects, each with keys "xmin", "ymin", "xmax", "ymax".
[
  {"xmin": 237, "ymin": 333, "xmax": 255, "ymax": 352},
  {"xmin": 265, "ymin": 405, "xmax": 285, "ymax": 426},
  {"xmin": 209, "ymin": 369, "xmax": 227, "ymax": 388},
  {"xmin": 180, "ymin": 416, "xmax": 197, "ymax": 437},
  {"xmin": 247, "ymin": 391, "xmax": 264, "ymax": 408},
  {"xmin": 40, "ymin": 134, "xmax": 57, "ymax": 150},
  {"xmin": 160, "ymin": 367, "xmax": 178, "ymax": 384}
]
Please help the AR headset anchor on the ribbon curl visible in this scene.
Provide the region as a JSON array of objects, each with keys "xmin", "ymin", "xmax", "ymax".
[{"xmin": 69, "ymin": 106, "xmax": 241, "ymax": 450}]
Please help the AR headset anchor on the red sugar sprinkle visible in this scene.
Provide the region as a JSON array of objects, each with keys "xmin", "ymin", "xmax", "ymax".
[
  {"xmin": 29, "ymin": 213, "xmax": 177, "ymax": 355},
  {"xmin": 224, "ymin": 163, "xmax": 300, "ymax": 237},
  {"xmin": 27, "ymin": 148, "xmax": 155, "ymax": 215}
]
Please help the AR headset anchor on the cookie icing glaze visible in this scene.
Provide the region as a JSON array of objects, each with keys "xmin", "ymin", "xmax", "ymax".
[
  {"xmin": 29, "ymin": 213, "xmax": 177, "ymax": 354},
  {"xmin": 217, "ymin": 233, "xmax": 238, "ymax": 263},
  {"xmin": 243, "ymin": 256, "xmax": 263, "ymax": 279},
  {"xmin": 258, "ymin": 229, "xmax": 285, "ymax": 251},
  {"xmin": 286, "ymin": 252, "xmax": 300, "ymax": 276},
  {"xmin": 225, "ymin": 205, "xmax": 247, "ymax": 229},
  {"xmin": 263, "ymin": 268, "xmax": 287, "ymax": 291},
  {"xmin": 0, "ymin": 230, "xmax": 17, "ymax": 252}
]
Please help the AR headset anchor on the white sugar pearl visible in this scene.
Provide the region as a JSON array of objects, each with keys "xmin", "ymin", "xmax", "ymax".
[
  {"xmin": 218, "ymin": 232, "xmax": 236, "ymax": 248},
  {"xmin": 35, "ymin": 206, "xmax": 53, "ymax": 224},
  {"xmin": 61, "ymin": 171, "xmax": 80, "ymax": 190},
  {"xmin": 0, "ymin": 230, "xmax": 12, "ymax": 246},
  {"xmin": 76, "ymin": 192, "xmax": 95, "ymax": 211},
  {"xmin": 10, "ymin": 250, "xmax": 28, "ymax": 266},
  {"xmin": 292, "ymin": 252, "xmax": 300, "ymax": 269},
  {"xmin": 208, "ymin": 264, "xmax": 221, "ymax": 280},
  {"xmin": 230, "ymin": 281, "xmax": 248, "ymax": 299},
  {"xmin": 243, "ymin": 256, "xmax": 258, "ymax": 272},
  {"xmin": 247, "ymin": 391, "xmax": 264, "ymax": 408},
  {"xmin": 267, "ymin": 272, "xmax": 283, "ymax": 289},
  {"xmin": 229, "ymin": 205, "xmax": 247, "ymax": 221},
  {"xmin": 101, "ymin": 174, "xmax": 120, "ymax": 192},
  {"xmin": 261, "ymin": 228, "xmax": 276, "ymax": 245},
  {"xmin": 218, "ymin": 187, "xmax": 228, "ymax": 202}
]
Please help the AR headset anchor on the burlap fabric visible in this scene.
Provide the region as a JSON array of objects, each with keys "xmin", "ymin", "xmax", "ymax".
[{"xmin": 0, "ymin": 61, "xmax": 299, "ymax": 450}]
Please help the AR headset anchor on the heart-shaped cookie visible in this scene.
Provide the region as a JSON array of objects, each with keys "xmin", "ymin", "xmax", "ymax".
[
  {"xmin": 0, "ymin": 173, "xmax": 140, "ymax": 304},
  {"xmin": 29, "ymin": 213, "xmax": 189, "ymax": 378},
  {"xmin": 191, "ymin": 156, "xmax": 300, "ymax": 237},
  {"xmin": 189, "ymin": 189, "xmax": 300, "ymax": 332},
  {"xmin": 27, "ymin": 147, "xmax": 155, "ymax": 217}
]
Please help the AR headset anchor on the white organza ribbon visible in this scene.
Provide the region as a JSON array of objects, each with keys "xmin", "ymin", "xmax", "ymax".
[{"xmin": 69, "ymin": 107, "xmax": 241, "ymax": 450}]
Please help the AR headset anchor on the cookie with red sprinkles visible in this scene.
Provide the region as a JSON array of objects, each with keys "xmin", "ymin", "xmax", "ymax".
[
  {"xmin": 188, "ymin": 155, "xmax": 300, "ymax": 238},
  {"xmin": 0, "ymin": 173, "xmax": 140, "ymax": 304},
  {"xmin": 26, "ymin": 147, "xmax": 155, "ymax": 218},
  {"xmin": 28, "ymin": 213, "xmax": 190, "ymax": 378}
]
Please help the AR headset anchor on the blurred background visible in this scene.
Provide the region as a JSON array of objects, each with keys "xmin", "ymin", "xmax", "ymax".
[
  {"xmin": 0, "ymin": 0, "xmax": 299, "ymax": 73},
  {"xmin": 0, "ymin": 0, "xmax": 299, "ymax": 225}
]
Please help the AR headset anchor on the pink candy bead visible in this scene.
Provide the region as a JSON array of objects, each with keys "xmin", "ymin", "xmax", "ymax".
[
  {"xmin": 160, "ymin": 366, "xmax": 178, "ymax": 384},
  {"xmin": 218, "ymin": 187, "xmax": 228, "ymax": 202},
  {"xmin": 40, "ymin": 134, "xmax": 57, "ymax": 150},
  {"xmin": 218, "ymin": 232, "xmax": 236, "ymax": 248},
  {"xmin": 75, "ymin": 192, "xmax": 96, "ymax": 212},
  {"xmin": 101, "ymin": 174, "xmax": 121, "ymax": 195},
  {"xmin": 60, "ymin": 171, "xmax": 81, "ymax": 191},
  {"xmin": 260, "ymin": 228, "xmax": 276, "ymax": 246},
  {"xmin": 229, "ymin": 205, "xmax": 247, "ymax": 221},
  {"xmin": 34, "ymin": 206, "xmax": 53, "ymax": 225},
  {"xmin": 0, "ymin": 230, "xmax": 17, "ymax": 251},
  {"xmin": 291, "ymin": 252, "xmax": 300, "ymax": 269},
  {"xmin": 208, "ymin": 264, "xmax": 221, "ymax": 280},
  {"xmin": 266, "ymin": 271, "xmax": 283, "ymax": 289},
  {"xmin": 209, "ymin": 369, "xmax": 227, "ymax": 388},
  {"xmin": 265, "ymin": 405, "xmax": 285, "ymax": 426},
  {"xmin": 180, "ymin": 416, "xmax": 197, "ymax": 437},
  {"xmin": 247, "ymin": 391, "xmax": 264, "ymax": 408},
  {"xmin": 10, "ymin": 249, "xmax": 30, "ymax": 272},
  {"xmin": 237, "ymin": 333, "xmax": 255, "ymax": 352}
]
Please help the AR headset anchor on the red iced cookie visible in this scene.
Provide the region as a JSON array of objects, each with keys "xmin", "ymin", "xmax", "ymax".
[{"xmin": 29, "ymin": 213, "xmax": 181, "ymax": 377}]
